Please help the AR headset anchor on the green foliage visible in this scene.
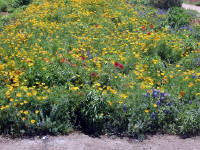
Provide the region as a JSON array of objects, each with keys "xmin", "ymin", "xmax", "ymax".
[
  {"xmin": 10, "ymin": 0, "xmax": 32, "ymax": 8},
  {"xmin": 0, "ymin": 87, "xmax": 72, "ymax": 136},
  {"xmin": 196, "ymin": 1, "xmax": 200, "ymax": 6},
  {"xmin": 147, "ymin": 40, "xmax": 182, "ymax": 64},
  {"xmin": 166, "ymin": 7, "xmax": 192, "ymax": 29},
  {"xmin": 128, "ymin": 0, "xmax": 150, "ymax": 5},
  {"xmin": 0, "ymin": 0, "xmax": 8, "ymax": 12},
  {"xmin": 150, "ymin": 0, "xmax": 183, "ymax": 9}
]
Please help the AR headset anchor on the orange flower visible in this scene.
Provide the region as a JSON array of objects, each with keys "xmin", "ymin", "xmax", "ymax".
[
  {"xmin": 180, "ymin": 91, "xmax": 184, "ymax": 96},
  {"xmin": 44, "ymin": 58, "xmax": 48, "ymax": 62}
]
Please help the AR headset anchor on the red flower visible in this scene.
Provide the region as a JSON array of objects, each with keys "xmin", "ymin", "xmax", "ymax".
[
  {"xmin": 142, "ymin": 26, "xmax": 146, "ymax": 30},
  {"xmin": 150, "ymin": 24, "xmax": 154, "ymax": 29},
  {"xmin": 91, "ymin": 72, "xmax": 96, "ymax": 77},
  {"xmin": 147, "ymin": 31, "xmax": 151, "ymax": 35},
  {"xmin": 81, "ymin": 56, "xmax": 86, "ymax": 60},
  {"xmin": 95, "ymin": 25, "xmax": 98, "ymax": 28},
  {"xmin": 60, "ymin": 58, "xmax": 65, "ymax": 63},
  {"xmin": 72, "ymin": 64, "xmax": 76, "ymax": 67},
  {"xmin": 119, "ymin": 64, "xmax": 124, "ymax": 69},
  {"xmin": 115, "ymin": 62, "xmax": 120, "ymax": 67}
]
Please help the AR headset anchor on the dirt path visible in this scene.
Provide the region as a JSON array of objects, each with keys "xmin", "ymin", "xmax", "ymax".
[
  {"xmin": 182, "ymin": 3, "xmax": 200, "ymax": 13},
  {"xmin": 0, "ymin": 132, "xmax": 200, "ymax": 150}
]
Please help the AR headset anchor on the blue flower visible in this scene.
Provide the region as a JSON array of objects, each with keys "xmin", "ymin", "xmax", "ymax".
[
  {"xmin": 123, "ymin": 104, "xmax": 127, "ymax": 111},
  {"xmin": 156, "ymin": 100, "xmax": 161, "ymax": 106},
  {"xmin": 87, "ymin": 50, "xmax": 90, "ymax": 57},
  {"xmin": 160, "ymin": 96, "xmax": 165, "ymax": 102},
  {"xmin": 151, "ymin": 112, "xmax": 156, "ymax": 120},
  {"xmin": 160, "ymin": 92, "xmax": 165, "ymax": 96},
  {"xmin": 89, "ymin": 54, "xmax": 93, "ymax": 59},
  {"xmin": 167, "ymin": 110, "xmax": 172, "ymax": 114},
  {"xmin": 192, "ymin": 73, "xmax": 195, "ymax": 79}
]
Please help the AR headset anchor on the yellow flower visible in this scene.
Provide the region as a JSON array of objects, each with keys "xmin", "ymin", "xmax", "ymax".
[
  {"xmin": 32, "ymin": 90, "xmax": 37, "ymax": 96},
  {"xmin": 176, "ymin": 65, "xmax": 180, "ymax": 68},
  {"xmin": 35, "ymin": 110, "xmax": 39, "ymax": 114},
  {"xmin": 71, "ymin": 86, "xmax": 79, "ymax": 91},
  {"xmin": 103, "ymin": 90, "xmax": 107, "ymax": 94},
  {"xmin": 188, "ymin": 82, "xmax": 194, "ymax": 87},
  {"xmin": 16, "ymin": 93, "xmax": 21, "ymax": 97},
  {"xmin": 145, "ymin": 109, "xmax": 149, "ymax": 113},
  {"xmin": 119, "ymin": 100, "xmax": 123, "ymax": 104},
  {"xmin": 153, "ymin": 104, "xmax": 157, "ymax": 108},
  {"xmin": 31, "ymin": 120, "xmax": 36, "ymax": 124},
  {"xmin": 22, "ymin": 117, "xmax": 26, "ymax": 121},
  {"xmin": 24, "ymin": 111, "xmax": 29, "ymax": 115},
  {"xmin": 27, "ymin": 92, "xmax": 32, "ymax": 96},
  {"xmin": 108, "ymin": 101, "xmax": 113, "ymax": 106},
  {"xmin": 120, "ymin": 94, "xmax": 128, "ymax": 99},
  {"xmin": 169, "ymin": 75, "xmax": 173, "ymax": 79},
  {"xmin": 152, "ymin": 59, "xmax": 158, "ymax": 64},
  {"xmin": 110, "ymin": 89, "xmax": 117, "ymax": 94},
  {"xmin": 99, "ymin": 113, "xmax": 104, "ymax": 117}
]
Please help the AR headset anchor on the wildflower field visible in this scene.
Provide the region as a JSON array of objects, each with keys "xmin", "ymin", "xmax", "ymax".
[{"xmin": 0, "ymin": 0, "xmax": 200, "ymax": 138}]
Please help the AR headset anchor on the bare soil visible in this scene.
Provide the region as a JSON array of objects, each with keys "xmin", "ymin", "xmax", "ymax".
[
  {"xmin": 0, "ymin": 12, "xmax": 8, "ymax": 16},
  {"xmin": 0, "ymin": 132, "xmax": 200, "ymax": 150}
]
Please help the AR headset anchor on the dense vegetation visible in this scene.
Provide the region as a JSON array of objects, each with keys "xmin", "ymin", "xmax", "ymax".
[{"xmin": 0, "ymin": 0, "xmax": 199, "ymax": 139}]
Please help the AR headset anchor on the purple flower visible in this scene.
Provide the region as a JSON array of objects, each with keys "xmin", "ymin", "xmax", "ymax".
[
  {"xmin": 89, "ymin": 54, "xmax": 93, "ymax": 59},
  {"xmin": 151, "ymin": 112, "xmax": 156, "ymax": 120},
  {"xmin": 166, "ymin": 102, "xmax": 172, "ymax": 106},
  {"xmin": 163, "ymin": 109, "xmax": 167, "ymax": 113},
  {"xmin": 87, "ymin": 50, "xmax": 90, "ymax": 57},
  {"xmin": 160, "ymin": 96, "xmax": 165, "ymax": 102},
  {"xmin": 123, "ymin": 104, "xmax": 127, "ymax": 111},
  {"xmin": 158, "ymin": 10, "xmax": 165, "ymax": 15},
  {"xmin": 188, "ymin": 100, "xmax": 192, "ymax": 104},
  {"xmin": 160, "ymin": 92, "xmax": 165, "ymax": 96},
  {"xmin": 144, "ymin": 92, "xmax": 150, "ymax": 98},
  {"xmin": 156, "ymin": 100, "xmax": 161, "ymax": 106},
  {"xmin": 192, "ymin": 73, "xmax": 195, "ymax": 79},
  {"xmin": 167, "ymin": 110, "xmax": 172, "ymax": 114},
  {"xmin": 153, "ymin": 92, "xmax": 158, "ymax": 98},
  {"xmin": 164, "ymin": 93, "xmax": 168, "ymax": 97}
]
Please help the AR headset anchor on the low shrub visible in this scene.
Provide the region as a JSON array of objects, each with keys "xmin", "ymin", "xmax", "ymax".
[
  {"xmin": 0, "ymin": 0, "xmax": 8, "ymax": 12},
  {"xmin": 165, "ymin": 7, "xmax": 192, "ymax": 29},
  {"xmin": 150, "ymin": 0, "xmax": 183, "ymax": 9}
]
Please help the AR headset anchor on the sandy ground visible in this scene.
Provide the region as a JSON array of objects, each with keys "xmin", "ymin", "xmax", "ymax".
[
  {"xmin": 0, "ymin": 132, "xmax": 200, "ymax": 150},
  {"xmin": 182, "ymin": 3, "xmax": 200, "ymax": 13}
]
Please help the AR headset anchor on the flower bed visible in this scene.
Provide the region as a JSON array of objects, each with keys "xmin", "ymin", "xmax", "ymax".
[{"xmin": 0, "ymin": 0, "xmax": 199, "ymax": 138}]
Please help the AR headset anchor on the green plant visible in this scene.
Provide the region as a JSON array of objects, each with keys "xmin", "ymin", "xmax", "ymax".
[
  {"xmin": 10, "ymin": 0, "xmax": 32, "ymax": 8},
  {"xmin": 150, "ymin": 0, "xmax": 183, "ymax": 9},
  {"xmin": 0, "ymin": 0, "xmax": 8, "ymax": 12},
  {"xmin": 166, "ymin": 7, "xmax": 192, "ymax": 29},
  {"xmin": 147, "ymin": 40, "xmax": 182, "ymax": 64},
  {"xmin": 196, "ymin": 1, "xmax": 200, "ymax": 6}
]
